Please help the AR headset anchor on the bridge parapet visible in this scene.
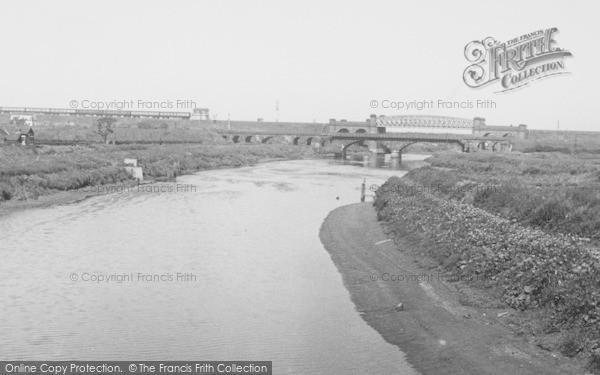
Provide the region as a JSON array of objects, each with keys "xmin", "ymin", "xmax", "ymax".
[
  {"xmin": 217, "ymin": 130, "xmax": 321, "ymax": 137},
  {"xmin": 376, "ymin": 115, "xmax": 474, "ymax": 129},
  {"xmin": 329, "ymin": 132, "xmax": 507, "ymax": 142},
  {"xmin": 217, "ymin": 130, "xmax": 509, "ymax": 142}
]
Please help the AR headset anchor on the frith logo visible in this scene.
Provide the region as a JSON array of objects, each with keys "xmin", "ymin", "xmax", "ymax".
[{"xmin": 463, "ymin": 28, "xmax": 573, "ymax": 93}]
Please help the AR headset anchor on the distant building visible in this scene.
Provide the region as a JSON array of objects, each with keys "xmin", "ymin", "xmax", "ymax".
[
  {"xmin": 3, "ymin": 127, "xmax": 35, "ymax": 146},
  {"xmin": 472, "ymin": 118, "xmax": 528, "ymax": 139},
  {"xmin": 190, "ymin": 108, "xmax": 210, "ymax": 120}
]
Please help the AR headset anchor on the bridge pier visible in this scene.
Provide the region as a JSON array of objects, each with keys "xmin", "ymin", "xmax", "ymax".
[
  {"xmin": 368, "ymin": 141, "xmax": 388, "ymax": 154},
  {"xmin": 390, "ymin": 150, "xmax": 402, "ymax": 162},
  {"xmin": 216, "ymin": 129, "xmax": 512, "ymax": 155},
  {"xmin": 368, "ymin": 140, "xmax": 378, "ymax": 154}
]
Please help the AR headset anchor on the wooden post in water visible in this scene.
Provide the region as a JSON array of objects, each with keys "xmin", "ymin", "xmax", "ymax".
[{"xmin": 361, "ymin": 179, "xmax": 366, "ymax": 202}]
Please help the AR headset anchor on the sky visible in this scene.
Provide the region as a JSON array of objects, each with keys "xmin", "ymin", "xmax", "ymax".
[{"xmin": 0, "ymin": 0, "xmax": 598, "ymax": 130}]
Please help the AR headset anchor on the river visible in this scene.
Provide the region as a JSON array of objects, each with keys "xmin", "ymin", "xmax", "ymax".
[{"xmin": 0, "ymin": 155, "xmax": 427, "ymax": 374}]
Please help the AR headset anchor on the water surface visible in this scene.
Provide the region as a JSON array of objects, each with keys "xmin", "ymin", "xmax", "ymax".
[{"xmin": 0, "ymin": 156, "xmax": 427, "ymax": 374}]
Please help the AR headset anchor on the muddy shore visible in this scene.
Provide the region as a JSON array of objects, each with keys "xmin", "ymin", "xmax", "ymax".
[
  {"xmin": 0, "ymin": 156, "xmax": 324, "ymax": 219},
  {"xmin": 319, "ymin": 203, "xmax": 584, "ymax": 375}
]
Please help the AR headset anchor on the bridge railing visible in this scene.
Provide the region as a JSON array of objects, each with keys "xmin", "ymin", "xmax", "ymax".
[
  {"xmin": 330, "ymin": 133, "xmax": 509, "ymax": 142},
  {"xmin": 217, "ymin": 130, "xmax": 322, "ymax": 136},
  {"xmin": 331, "ymin": 132, "xmax": 461, "ymax": 140},
  {"xmin": 217, "ymin": 130, "xmax": 510, "ymax": 142}
]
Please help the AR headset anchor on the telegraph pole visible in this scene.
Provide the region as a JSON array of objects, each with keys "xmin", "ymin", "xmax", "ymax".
[{"xmin": 275, "ymin": 100, "xmax": 279, "ymax": 123}]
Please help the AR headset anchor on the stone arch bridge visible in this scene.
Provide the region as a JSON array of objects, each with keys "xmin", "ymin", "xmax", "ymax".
[
  {"xmin": 328, "ymin": 115, "xmax": 527, "ymax": 139},
  {"xmin": 217, "ymin": 115, "xmax": 524, "ymax": 158}
]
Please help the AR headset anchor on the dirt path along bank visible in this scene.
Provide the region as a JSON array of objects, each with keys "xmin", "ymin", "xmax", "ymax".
[{"xmin": 319, "ymin": 203, "xmax": 583, "ymax": 375}]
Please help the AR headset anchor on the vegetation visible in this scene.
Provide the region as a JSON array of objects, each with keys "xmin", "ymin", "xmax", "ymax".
[
  {"xmin": 0, "ymin": 143, "xmax": 330, "ymax": 202},
  {"xmin": 514, "ymin": 137, "xmax": 600, "ymax": 154},
  {"xmin": 373, "ymin": 150, "xmax": 600, "ymax": 371},
  {"xmin": 29, "ymin": 120, "xmax": 227, "ymax": 144},
  {"xmin": 411, "ymin": 152, "xmax": 600, "ymax": 241},
  {"xmin": 93, "ymin": 117, "xmax": 117, "ymax": 144}
]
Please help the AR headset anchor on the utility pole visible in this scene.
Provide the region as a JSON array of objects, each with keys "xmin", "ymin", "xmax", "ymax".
[{"xmin": 275, "ymin": 100, "xmax": 279, "ymax": 123}]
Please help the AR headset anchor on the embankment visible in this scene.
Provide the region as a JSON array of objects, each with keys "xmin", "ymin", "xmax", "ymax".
[
  {"xmin": 370, "ymin": 150, "xmax": 600, "ymax": 373},
  {"xmin": 0, "ymin": 143, "xmax": 330, "ymax": 211},
  {"xmin": 320, "ymin": 203, "xmax": 582, "ymax": 374}
]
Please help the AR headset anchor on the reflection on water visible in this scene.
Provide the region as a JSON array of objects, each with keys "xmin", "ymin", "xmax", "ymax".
[
  {"xmin": 340, "ymin": 153, "xmax": 430, "ymax": 171},
  {"xmin": 0, "ymin": 157, "xmax": 426, "ymax": 374}
]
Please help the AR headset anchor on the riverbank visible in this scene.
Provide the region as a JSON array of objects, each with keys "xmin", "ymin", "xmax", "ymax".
[
  {"xmin": 408, "ymin": 151, "xmax": 600, "ymax": 242},
  {"xmin": 368, "ymin": 150, "xmax": 600, "ymax": 373},
  {"xmin": 0, "ymin": 143, "xmax": 332, "ymax": 217},
  {"xmin": 320, "ymin": 203, "xmax": 585, "ymax": 374}
]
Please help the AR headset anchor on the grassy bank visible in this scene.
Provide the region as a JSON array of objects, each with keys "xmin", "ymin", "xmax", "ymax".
[
  {"xmin": 373, "ymin": 151, "xmax": 600, "ymax": 372},
  {"xmin": 410, "ymin": 152, "xmax": 600, "ymax": 241},
  {"xmin": 0, "ymin": 143, "xmax": 330, "ymax": 202}
]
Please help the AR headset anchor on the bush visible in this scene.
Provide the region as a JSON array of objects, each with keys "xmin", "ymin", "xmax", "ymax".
[
  {"xmin": 522, "ymin": 166, "xmax": 542, "ymax": 175},
  {"xmin": 137, "ymin": 122, "xmax": 153, "ymax": 129},
  {"xmin": 588, "ymin": 352, "xmax": 600, "ymax": 374},
  {"xmin": 528, "ymin": 200, "xmax": 568, "ymax": 226},
  {"xmin": 374, "ymin": 170, "xmax": 600, "ymax": 365},
  {"xmin": 1, "ymin": 188, "xmax": 12, "ymax": 201}
]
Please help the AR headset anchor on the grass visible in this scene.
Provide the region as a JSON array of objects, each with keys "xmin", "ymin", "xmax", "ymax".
[
  {"xmin": 514, "ymin": 139, "xmax": 600, "ymax": 154},
  {"xmin": 31, "ymin": 124, "xmax": 226, "ymax": 144},
  {"xmin": 373, "ymin": 150, "xmax": 600, "ymax": 371},
  {"xmin": 0, "ymin": 116, "xmax": 341, "ymax": 202},
  {"xmin": 0, "ymin": 143, "xmax": 331, "ymax": 202},
  {"xmin": 406, "ymin": 152, "xmax": 600, "ymax": 241}
]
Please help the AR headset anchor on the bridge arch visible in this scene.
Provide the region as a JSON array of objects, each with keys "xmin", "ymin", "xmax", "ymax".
[
  {"xmin": 306, "ymin": 137, "xmax": 314, "ymax": 146},
  {"xmin": 337, "ymin": 128, "xmax": 350, "ymax": 133},
  {"xmin": 398, "ymin": 142, "xmax": 417, "ymax": 152},
  {"xmin": 293, "ymin": 136, "xmax": 301, "ymax": 145},
  {"xmin": 379, "ymin": 143, "xmax": 392, "ymax": 154},
  {"xmin": 232, "ymin": 135, "xmax": 241, "ymax": 143},
  {"xmin": 261, "ymin": 136, "xmax": 274, "ymax": 144},
  {"xmin": 245, "ymin": 135, "xmax": 253, "ymax": 143},
  {"xmin": 355, "ymin": 129, "xmax": 367, "ymax": 133},
  {"xmin": 340, "ymin": 140, "xmax": 368, "ymax": 158}
]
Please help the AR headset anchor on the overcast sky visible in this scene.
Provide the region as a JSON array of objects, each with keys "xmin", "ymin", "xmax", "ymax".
[{"xmin": 0, "ymin": 0, "xmax": 597, "ymax": 130}]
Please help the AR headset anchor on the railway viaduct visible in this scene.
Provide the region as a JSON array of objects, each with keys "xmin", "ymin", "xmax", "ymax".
[{"xmin": 218, "ymin": 115, "xmax": 527, "ymax": 158}]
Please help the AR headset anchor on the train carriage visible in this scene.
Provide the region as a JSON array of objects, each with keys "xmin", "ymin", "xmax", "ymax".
[
  {"xmin": 159, "ymin": 111, "xmax": 190, "ymax": 119},
  {"xmin": 75, "ymin": 109, "xmax": 99, "ymax": 116},
  {"xmin": 49, "ymin": 108, "xmax": 76, "ymax": 115},
  {"xmin": 1, "ymin": 106, "xmax": 194, "ymax": 120},
  {"xmin": 103, "ymin": 110, "xmax": 125, "ymax": 117},
  {"xmin": 24, "ymin": 108, "xmax": 50, "ymax": 113},
  {"xmin": 132, "ymin": 111, "xmax": 161, "ymax": 118},
  {"xmin": 0, "ymin": 107, "xmax": 27, "ymax": 113}
]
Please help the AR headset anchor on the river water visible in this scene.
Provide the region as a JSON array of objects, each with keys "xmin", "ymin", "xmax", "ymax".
[{"xmin": 0, "ymin": 155, "xmax": 427, "ymax": 374}]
